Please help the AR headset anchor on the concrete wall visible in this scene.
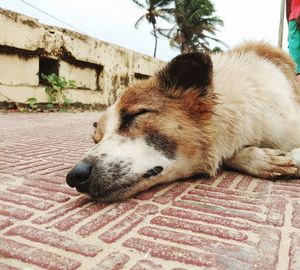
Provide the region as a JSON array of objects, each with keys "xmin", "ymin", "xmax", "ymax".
[
  {"xmin": 0, "ymin": 8, "xmax": 165, "ymax": 106},
  {"xmin": 0, "ymin": 54, "xmax": 39, "ymax": 85}
]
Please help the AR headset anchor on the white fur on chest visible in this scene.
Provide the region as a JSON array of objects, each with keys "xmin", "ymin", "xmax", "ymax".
[{"xmin": 211, "ymin": 52, "xmax": 300, "ymax": 163}]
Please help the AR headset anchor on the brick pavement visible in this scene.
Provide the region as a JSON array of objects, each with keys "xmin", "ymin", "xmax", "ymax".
[{"xmin": 0, "ymin": 112, "xmax": 300, "ymax": 269}]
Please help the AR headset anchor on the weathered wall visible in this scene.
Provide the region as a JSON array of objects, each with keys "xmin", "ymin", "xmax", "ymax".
[
  {"xmin": 0, "ymin": 54, "xmax": 39, "ymax": 85},
  {"xmin": 0, "ymin": 8, "xmax": 165, "ymax": 106}
]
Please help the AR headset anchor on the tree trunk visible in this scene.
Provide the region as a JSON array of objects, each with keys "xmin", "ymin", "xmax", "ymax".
[{"xmin": 152, "ymin": 22, "xmax": 158, "ymax": 57}]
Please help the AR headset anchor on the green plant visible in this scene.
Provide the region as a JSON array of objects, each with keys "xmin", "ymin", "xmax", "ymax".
[
  {"xmin": 41, "ymin": 73, "xmax": 76, "ymax": 108},
  {"xmin": 26, "ymin": 97, "xmax": 38, "ymax": 109}
]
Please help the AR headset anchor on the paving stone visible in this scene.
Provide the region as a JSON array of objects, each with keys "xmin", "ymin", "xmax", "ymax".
[
  {"xmin": 0, "ymin": 112, "xmax": 300, "ymax": 270},
  {"xmin": 90, "ymin": 252, "xmax": 129, "ymax": 270},
  {"xmin": 0, "ymin": 237, "xmax": 81, "ymax": 270}
]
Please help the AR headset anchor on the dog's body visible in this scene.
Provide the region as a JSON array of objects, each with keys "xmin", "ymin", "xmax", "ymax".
[{"xmin": 66, "ymin": 42, "xmax": 300, "ymax": 202}]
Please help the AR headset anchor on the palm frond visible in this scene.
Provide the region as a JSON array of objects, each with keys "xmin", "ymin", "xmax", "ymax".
[
  {"xmin": 167, "ymin": 0, "xmax": 225, "ymax": 53},
  {"xmin": 153, "ymin": 0, "xmax": 174, "ymax": 8},
  {"xmin": 133, "ymin": 0, "xmax": 225, "ymax": 54},
  {"xmin": 156, "ymin": 12, "xmax": 174, "ymax": 23},
  {"xmin": 134, "ymin": 15, "xmax": 147, "ymax": 29},
  {"xmin": 157, "ymin": 25, "xmax": 177, "ymax": 38},
  {"xmin": 132, "ymin": 0, "xmax": 147, "ymax": 9}
]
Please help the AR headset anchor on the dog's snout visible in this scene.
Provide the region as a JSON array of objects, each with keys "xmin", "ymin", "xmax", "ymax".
[{"xmin": 66, "ymin": 162, "xmax": 92, "ymax": 192}]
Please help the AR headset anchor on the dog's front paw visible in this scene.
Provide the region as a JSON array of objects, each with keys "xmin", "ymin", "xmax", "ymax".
[
  {"xmin": 247, "ymin": 148, "xmax": 297, "ymax": 178},
  {"xmin": 226, "ymin": 147, "xmax": 298, "ymax": 179}
]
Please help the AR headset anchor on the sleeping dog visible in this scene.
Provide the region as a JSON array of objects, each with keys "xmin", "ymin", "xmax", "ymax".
[{"xmin": 66, "ymin": 42, "xmax": 300, "ymax": 202}]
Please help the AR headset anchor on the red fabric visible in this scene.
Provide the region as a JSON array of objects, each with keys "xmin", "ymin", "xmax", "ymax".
[{"xmin": 289, "ymin": 0, "xmax": 300, "ymax": 21}]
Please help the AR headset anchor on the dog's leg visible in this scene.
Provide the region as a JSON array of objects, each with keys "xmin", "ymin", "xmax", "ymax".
[
  {"xmin": 224, "ymin": 146, "xmax": 298, "ymax": 178},
  {"xmin": 291, "ymin": 148, "xmax": 300, "ymax": 176}
]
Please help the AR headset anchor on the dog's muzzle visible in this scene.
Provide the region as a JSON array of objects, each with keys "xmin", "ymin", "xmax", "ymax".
[{"xmin": 66, "ymin": 161, "xmax": 164, "ymax": 195}]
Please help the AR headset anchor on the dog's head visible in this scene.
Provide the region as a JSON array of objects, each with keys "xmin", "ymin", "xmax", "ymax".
[{"xmin": 66, "ymin": 52, "xmax": 217, "ymax": 202}]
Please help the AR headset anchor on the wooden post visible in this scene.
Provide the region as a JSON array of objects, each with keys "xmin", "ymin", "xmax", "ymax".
[{"xmin": 278, "ymin": 0, "xmax": 285, "ymax": 48}]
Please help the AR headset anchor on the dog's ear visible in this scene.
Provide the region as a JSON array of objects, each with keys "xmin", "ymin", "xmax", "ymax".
[{"xmin": 156, "ymin": 52, "xmax": 212, "ymax": 96}]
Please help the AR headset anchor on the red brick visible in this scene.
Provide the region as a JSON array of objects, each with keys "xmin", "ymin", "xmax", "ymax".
[
  {"xmin": 199, "ymin": 174, "xmax": 220, "ymax": 185},
  {"xmin": 6, "ymin": 225, "xmax": 100, "ymax": 256},
  {"xmin": 138, "ymin": 226, "xmax": 259, "ymax": 265},
  {"xmin": 54, "ymin": 203, "xmax": 108, "ymax": 231},
  {"xmin": 0, "ymin": 173, "xmax": 22, "ymax": 186},
  {"xmin": 270, "ymin": 186, "xmax": 300, "ymax": 198},
  {"xmin": 28, "ymin": 173, "xmax": 68, "ymax": 184},
  {"xmin": 173, "ymin": 200, "xmax": 265, "ymax": 224},
  {"xmin": 15, "ymin": 148, "xmax": 56, "ymax": 157},
  {"xmin": 265, "ymin": 197, "xmax": 286, "ymax": 226},
  {"xmin": 50, "ymin": 156, "xmax": 82, "ymax": 164},
  {"xmin": 0, "ymin": 165, "xmax": 15, "ymax": 173},
  {"xmin": 0, "ymin": 203, "xmax": 33, "ymax": 220},
  {"xmin": 139, "ymin": 226, "xmax": 279, "ymax": 269},
  {"xmin": 274, "ymin": 181, "xmax": 300, "ymax": 188},
  {"xmin": 39, "ymin": 164, "xmax": 73, "ymax": 175},
  {"xmin": 255, "ymin": 227, "xmax": 281, "ymax": 269},
  {"xmin": 54, "ymin": 170, "xmax": 72, "ymax": 178},
  {"xmin": 0, "ymin": 262, "xmax": 20, "ymax": 270},
  {"xmin": 28, "ymin": 161, "xmax": 65, "ymax": 175},
  {"xmin": 32, "ymin": 197, "xmax": 90, "ymax": 224},
  {"xmin": 123, "ymin": 237, "xmax": 216, "ymax": 267},
  {"xmin": 23, "ymin": 179, "xmax": 79, "ymax": 196},
  {"xmin": 161, "ymin": 207, "xmax": 252, "ymax": 230},
  {"xmin": 135, "ymin": 184, "xmax": 168, "ymax": 200},
  {"xmin": 10, "ymin": 161, "xmax": 50, "ymax": 175},
  {"xmin": 0, "ymin": 238, "xmax": 81, "ymax": 270},
  {"xmin": 217, "ymin": 172, "xmax": 238, "ymax": 188},
  {"xmin": 289, "ymin": 232, "xmax": 300, "ymax": 270},
  {"xmin": 28, "ymin": 151, "xmax": 69, "ymax": 159},
  {"xmin": 20, "ymin": 161, "xmax": 62, "ymax": 173},
  {"xmin": 7, "ymin": 185, "xmax": 70, "ymax": 203},
  {"xmin": 150, "ymin": 216, "xmax": 248, "ymax": 241},
  {"xmin": 253, "ymin": 179, "xmax": 270, "ymax": 192},
  {"xmin": 5, "ymin": 160, "xmax": 47, "ymax": 171},
  {"xmin": 292, "ymin": 201, "xmax": 300, "ymax": 229},
  {"xmin": 153, "ymin": 182, "xmax": 190, "ymax": 204},
  {"xmin": 181, "ymin": 194, "xmax": 264, "ymax": 213},
  {"xmin": 0, "ymin": 191, "xmax": 53, "ymax": 210},
  {"xmin": 91, "ymin": 252, "xmax": 129, "ymax": 270},
  {"xmin": 0, "ymin": 216, "xmax": 13, "ymax": 230},
  {"xmin": 100, "ymin": 204, "xmax": 158, "ymax": 243},
  {"xmin": 194, "ymin": 184, "xmax": 261, "ymax": 198},
  {"xmin": 0, "ymin": 155, "xmax": 22, "ymax": 163},
  {"xmin": 234, "ymin": 175, "xmax": 254, "ymax": 191},
  {"xmin": 130, "ymin": 260, "xmax": 162, "ymax": 270},
  {"xmin": 188, "ymin": 187, "xmax": 262, "ymax": 205},
  {"xmin": 77, "ymin": 201, "xmax": 137, "ymax": 237}
]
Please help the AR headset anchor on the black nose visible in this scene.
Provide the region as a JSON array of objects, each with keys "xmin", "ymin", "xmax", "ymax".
[{"xmin": 66, "ymin": 162, "xmax": 92, "ymax": 192}]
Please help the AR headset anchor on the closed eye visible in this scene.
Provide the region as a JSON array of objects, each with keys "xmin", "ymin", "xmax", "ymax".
[
  {"xmin": 131, "ymin": 108, "xmax": 152, "ymax": 118},
  {"xmin": 119, "ymin": 108, "xmax": 154, "ymax": 131}
]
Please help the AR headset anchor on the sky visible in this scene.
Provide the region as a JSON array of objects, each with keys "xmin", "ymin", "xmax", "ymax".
[{"xmin": 0, "ymin": 0, "xmax": 288, "ymax": 61}]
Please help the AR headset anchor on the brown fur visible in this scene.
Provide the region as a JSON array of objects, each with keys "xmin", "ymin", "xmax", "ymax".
[
  {"xmin": 114, "ymin": 77, "xmax": 217, "ymax": 174},
  {"xmin": 232, "ymin": 41, "xmax": 300, "ymax": 103}
]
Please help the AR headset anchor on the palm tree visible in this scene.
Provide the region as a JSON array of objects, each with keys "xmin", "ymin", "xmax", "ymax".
[
  {"xmin": 158, "ymin": 0, "xmax": 225, "ymax": 53},
  {"xmin": 133, "ymin": 0, "xmax": 174, "ymax": 57}
]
